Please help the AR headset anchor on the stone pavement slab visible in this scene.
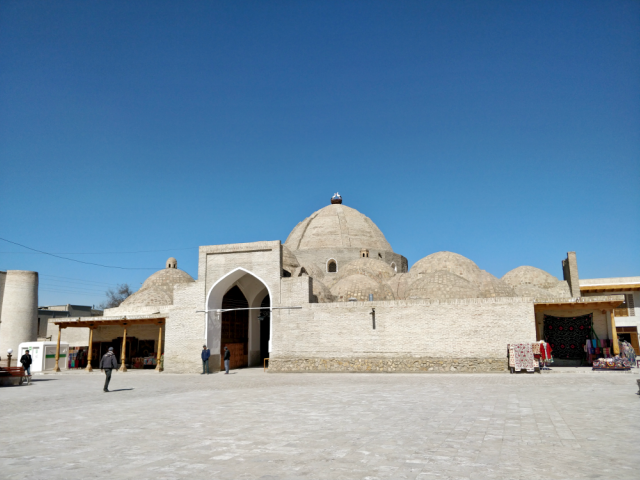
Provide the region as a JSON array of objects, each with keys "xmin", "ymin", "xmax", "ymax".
[{"xmin": 0, "ymin": 369, "xmax": 639, "ymax": 479}]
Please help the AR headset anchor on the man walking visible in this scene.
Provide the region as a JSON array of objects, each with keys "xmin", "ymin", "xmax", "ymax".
[
  {"xmin": 223, "ymin": 346, "xmax": 230, "ymax": 374},
  {"xmin": 100, "ymin": 347, "xmax": 118, "ymax": 392},
  {"xmin": 201, "ymin": 345, "xmax": 210, "ymax": 374},
  {"xmin": 20, "ymin": 349, "xmax": 33, "ymax": 376}
]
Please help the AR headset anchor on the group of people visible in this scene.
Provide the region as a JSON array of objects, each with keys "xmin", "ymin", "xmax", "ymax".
[
  {"xmin": 16, "ymin": 344, "xmax": 234, "ymax": 392},
  {"xmin": 201, "ymin": 345, "xmax": 231, "ymax": 374}
]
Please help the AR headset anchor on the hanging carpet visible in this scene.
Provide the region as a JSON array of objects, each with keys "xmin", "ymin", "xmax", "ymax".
[{"xmin": 543, "ymin": 313, "xmax": 592, "ymax": 360}]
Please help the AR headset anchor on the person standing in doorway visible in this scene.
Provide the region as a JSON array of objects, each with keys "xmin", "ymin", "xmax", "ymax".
[
  {"xmin": 223, "ymin": 346, "xmax": 230, "ymax": 374},
  {"xmin": 201, "ymin": 345, "xmax": 210, "ymax": 374},
  {"xmin": 100, "ymin": 347, "xmax": 118, "ymax": 392},
  {"xmin": 76, "ymin": 348, "xmax": 86, "ymax": 369},
  {"xmin": 20, "ymin": 350, "xmax": 32, "ymax": 376}
]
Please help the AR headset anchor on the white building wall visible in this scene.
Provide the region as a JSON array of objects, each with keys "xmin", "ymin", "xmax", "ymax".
[
  {"xmin": 164, "ymin": 281, "xmax": 206, "ymax": 373},
  {"xmin": 269, "ymin": 297, "xmax": 536, "ymax": 372}
]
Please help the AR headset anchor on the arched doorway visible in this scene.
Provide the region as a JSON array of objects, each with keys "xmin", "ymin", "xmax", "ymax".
[
  {"xmin": 206, "ymin": 268, "xmax": 272, "ymax": 371},
  {"xmin": 221, "ymin": 286, "xmax": 249, "ymax": 370}
]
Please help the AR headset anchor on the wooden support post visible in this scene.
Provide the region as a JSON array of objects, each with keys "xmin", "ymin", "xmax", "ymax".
[
  {"xmin": 86, "ymin": 328, "xmax": 94, "ymax": 372},
  {"xmin": 119, "ymin": 326, "xmax": 127, "ymax": 372},
  {"xmin": 611, "ymin": 309, "xmax": 620, "ymax": 355},
  {"xmin": 54, "ymin": 326, "xmax": 62, "ymax": 372},
  {"xmin": 155, "ymin": 324, "xmax": 163, "ymax": 372}
]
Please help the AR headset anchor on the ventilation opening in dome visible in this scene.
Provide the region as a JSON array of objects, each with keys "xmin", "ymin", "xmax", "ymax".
[{"xmin": 327, "ymin": 260, "xmax": 337, "ymax": 273}]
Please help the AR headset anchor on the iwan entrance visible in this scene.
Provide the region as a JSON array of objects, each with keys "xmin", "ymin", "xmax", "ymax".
[{"xmin": 206, "ymin": 268, "xmax": 271, "ymax": 371}]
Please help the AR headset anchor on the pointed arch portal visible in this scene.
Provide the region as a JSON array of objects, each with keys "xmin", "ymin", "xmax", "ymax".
[{"xmin": 206, "ymin": 268, "xmax": 272, "ymax": 370}]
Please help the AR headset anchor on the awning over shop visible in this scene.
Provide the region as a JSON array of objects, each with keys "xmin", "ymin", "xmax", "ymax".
[
  {"xmin": 534, "ymin": 295, "xmax": 625, "ymax": 354},
  {"xmin": 52, "ymin": 314, "xmax": 166, "ymax": 373}
]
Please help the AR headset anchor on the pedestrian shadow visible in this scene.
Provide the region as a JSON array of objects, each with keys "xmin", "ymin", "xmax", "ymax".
[
  {"xmin": 30, "ymin": 378, "xmax": 58, "ymax": 382},
  {"xmin": 108, "ymin": 388, "xmax": 134, "ymax": 392}
]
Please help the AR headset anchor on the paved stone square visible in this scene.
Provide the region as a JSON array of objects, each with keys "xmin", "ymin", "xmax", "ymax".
[{"xmin": 1, "ymin": 369, "xmax": 639, "ymax": 479}]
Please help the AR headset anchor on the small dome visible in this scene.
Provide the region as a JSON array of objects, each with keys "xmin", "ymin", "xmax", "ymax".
[
  {"xmin": 285, "ymin": 204, "xmax": 392, "ymax": 252},
  {"xmin": 119, "ymin": 287, "xmax": 172, "ymax": 307},
  {"xmin": 502, "ymin": 266, "xmax": 561, "ymax": 289},
  {"xmin": 502, "ymin": 266, "xmax": 571, "ymax": 299},
  {"xmin": 121, "ymin": 263, "xmax": 195, "ymax": 307},
  {"xmin": 406, "ymin": 271, "xmax": 481, "ymax": 300},
  {"xmin": 330, "ymin": 274, "xmax": 394, "ymax": 302},
  {"xmin": 166, "ymin": 257, "xmax": 178, "ymax": 269},
  {"xmin": 311, "ymin": 278, "xmax": 333, "ymax": 303},
  {"xmin": 333, "ymin": 258, "xmax": 396, "ymax": 285},
  {"xmin": 386, "ymin": 272, "xmax": 416, "ymax": 300},
  {"xmin": 478, "ymin": 271, "xmax": 517, "ymax": 298},
  {"xmin": 410, "ymin": 252, "xmax": 482, "ymax": 284}
]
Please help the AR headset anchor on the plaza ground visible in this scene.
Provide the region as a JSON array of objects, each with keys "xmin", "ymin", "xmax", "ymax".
[{"xmin": 1, "ymin": 369, "xmax": 639, "ymax": 480}]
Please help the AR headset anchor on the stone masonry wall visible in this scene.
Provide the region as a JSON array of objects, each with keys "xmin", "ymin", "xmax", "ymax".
[
  {"xmin": 269, "ymin": 297, "xmax": 535, "ymax": 373},
  {"xmin": 164, "ymin": 281, "xmax": 207, "ymax": 373}
]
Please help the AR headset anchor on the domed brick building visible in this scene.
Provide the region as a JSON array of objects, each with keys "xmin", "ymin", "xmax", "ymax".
[{"xmin": 49, "ymin": 194, "xmax": 629, "ymax": 374}]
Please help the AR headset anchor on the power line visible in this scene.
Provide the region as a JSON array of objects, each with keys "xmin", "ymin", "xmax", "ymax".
[
  {"xmin": 40, "ymin": 274, "xmax": 119, "ymax": 287},
  {"xmin": 0, "ymin": 246, "xmax": 197, "ymax": 255},
  {"xmin": 0, "ymin": 237, "xmax": 158, "ymax": 270}
]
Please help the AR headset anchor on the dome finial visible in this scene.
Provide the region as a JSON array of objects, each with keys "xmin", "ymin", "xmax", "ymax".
[
  {"xmin": 331, "ymin": 192, "xmax": 342, "ymax": 204},
  {"xmin": 166, "ymin": 257, "xmax": 177, "ymax": 269}
]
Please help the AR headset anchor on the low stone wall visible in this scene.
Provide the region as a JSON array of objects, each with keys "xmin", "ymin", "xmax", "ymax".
[{"xmin": 269, "ymin": 357, "xmax": 507, "ymax": 373}]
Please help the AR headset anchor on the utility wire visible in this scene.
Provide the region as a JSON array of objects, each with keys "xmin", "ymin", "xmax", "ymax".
[
  {"xmin": 40, "ymin": 274, "xmax": 117, "ymax": 287},
  {"xmin": 0, "ymin": 237, "xmax": 157, "ymax": 270},
  {"xmin": 0, "ymin": 246, "xmax": 197, "ymax": 255}
]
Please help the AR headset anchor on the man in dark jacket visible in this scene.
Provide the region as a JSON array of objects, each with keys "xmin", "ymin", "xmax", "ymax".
[
  {"xmin": 223, "ymin": 346, "xmax": 230, "ymax": 374},
  {"xmin": 99, "ymin": 347, "xmax": 118, "ymax": 392},
  {"xmin": 20, "ymin": 350, "xmax": 33, "ymax": 376},
  {"xmin": 201, "ymin": 345, "xmax": 210, "ymax": 374}
]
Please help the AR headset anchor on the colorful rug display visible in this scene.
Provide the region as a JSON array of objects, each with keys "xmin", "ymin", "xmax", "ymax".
[
  {"xmin": 508, "ymin": 343, "xmax": 537, "ymax": 371},
  {"xmin": 543, "ymin": 314, "xmax": 592, "ymax": 360},
  {"xmin": 592, "ymin": 356, "xmax": 631, "ymax": 370}
]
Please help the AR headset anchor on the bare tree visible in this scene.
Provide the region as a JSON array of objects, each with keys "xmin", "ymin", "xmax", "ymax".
[{"xmin": 99, "ymin": 283, "xmax": 134, "ymax": 309}]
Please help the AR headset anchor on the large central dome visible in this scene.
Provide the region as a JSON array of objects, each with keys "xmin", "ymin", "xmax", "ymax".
[{"xmin": 285, "ymin": 204, "xmax": 393, "ymax": 251}]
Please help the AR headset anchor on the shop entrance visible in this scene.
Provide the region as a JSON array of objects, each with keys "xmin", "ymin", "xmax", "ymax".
[
  {"xmin": 221, "ymin": 286, "xmax": 249, "ymax": 370},
  {"xmin": 206, "ymin": 267, "xmax": 273, "ymax": 370}
]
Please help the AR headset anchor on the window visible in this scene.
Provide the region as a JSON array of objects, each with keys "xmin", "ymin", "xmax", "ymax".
[
  {"xmin": 327, "ymin": 260, "xmax": 337, "ymax": 273},
  {"xmin": 378, "ymin": 253, "xmax": 382, "ymax": 259},
  {"xmin": 390, "ymin": 262, "xmax": 397, "ymax": 273},
  {"xmin": 282, "ymin": 270, "xmax": 291, "ymax": 278}
]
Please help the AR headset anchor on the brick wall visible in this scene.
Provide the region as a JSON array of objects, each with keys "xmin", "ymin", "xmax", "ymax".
[
  {"xmin": 269, "ymin": 297, "xmax": 536, "ymax": 372},
  {"xmin": 164, "ymin": 281, "xmax": 206, "ymax": 373}
]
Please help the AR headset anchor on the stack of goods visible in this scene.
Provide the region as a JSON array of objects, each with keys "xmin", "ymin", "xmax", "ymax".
[
  {"xmin": 619, "ymin": 340, "xmax": 637, "ymax": 366},
  {"xmin": 592, "ymin": 355, "xmax": 631, "ymax": 370},
  {"xmin": 585, "ymin": 339, "xmax": 614, "ymax": 364},
  {"xmin": 131, "ymin": 357, "xmax": 144, "ymax": 369},
  {"xmin": 143, "ymin": 354, "xmax": 157, "ymax": 366},
  {"xmin": 508, "ymin": 343, "xmax": 538, "ymax": 373},
  {"xmin": 538, "ymin": 341, "xmax": 553, "ymax": 369}
]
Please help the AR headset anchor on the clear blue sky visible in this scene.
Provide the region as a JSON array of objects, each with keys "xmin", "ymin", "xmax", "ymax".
[{"xmin": 1, "ymin": 1, "xmax": 638, "ymax": 307}]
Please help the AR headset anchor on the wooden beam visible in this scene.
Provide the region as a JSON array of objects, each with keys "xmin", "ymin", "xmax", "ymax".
[
  {"xmin": 156, "ymin": 324, "xmax": 163, "ymax": 372},
  {"xmin": 580, "ymin": 285, "xmax": 640, "ymax": 293},
  {"xmin": 54, "ymin": 318, "xmax": 166, "ymax": 328},
  {"xmin": 119, "ymin": 326, "xmax": 128, "ymax": 372},
  {"xmin": 86, "ymin": 328, "xmax": 94, "ymax": 372},
  {"xmin": 611, "ymin": 310, "xmax": 620, "ymax": 355},
  {"xmin": 54, "ymin": 326, "xmax": 63, "ymax": 372}
]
